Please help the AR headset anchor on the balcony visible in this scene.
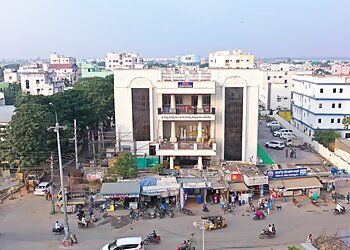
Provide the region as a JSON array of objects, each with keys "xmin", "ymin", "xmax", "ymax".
[{"xmin": 156, "ymin": 140, "xmax": 216, "ymax": 156}]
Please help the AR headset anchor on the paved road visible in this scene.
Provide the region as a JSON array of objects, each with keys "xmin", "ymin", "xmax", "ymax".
[
  {"xmin": 1, "ymin": 191, "xmax": 350, "ymax": 250},
  {"xmin": 258, "ymin": 121, "xmax": 322, "ymax": 165}
]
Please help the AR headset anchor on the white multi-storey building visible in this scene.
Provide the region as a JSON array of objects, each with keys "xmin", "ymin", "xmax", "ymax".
[
  {"xmin": 176, "ymin": 55, "xmax": 201, "ymax": 66},
  {"xmin": 114, "ymin": 68, "xmax": 261, "ymax": 169},
  {"xmin": 50, "ymin": 52, "xmax": 76, "ymax": 64},
  {"xmin": 106, "ymin": 52, "xmax": 143, "ymax": 70},
  {"xmin": 19, "ymin": 66, "xmax": 64, "ymax": 96},
  {"xmin": 209, "ymin": 50, "xmax": 254, "ymax": 69},
  {"xmin": 48, "ymin": 63, "xmax": 80, "ymax": 85},
  {"xmin": 291, "ymin": 74, "xmax": 350, "ymax": 138},
  {"xmin": 3, "ymin": 68, "xmax": 19, "ymax": 83}
]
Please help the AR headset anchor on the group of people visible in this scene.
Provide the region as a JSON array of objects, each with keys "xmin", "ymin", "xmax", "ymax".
[
  {"xmin": 286, "ymin": 148, "xmax": 297, "ymax": 158},
  {"xmin": 258, "ymin": 198, "xmax": 271, "ymax": 214},
  {"xmin": 266, "ymin": 224, "xmax": 276, "ymax": 234}
]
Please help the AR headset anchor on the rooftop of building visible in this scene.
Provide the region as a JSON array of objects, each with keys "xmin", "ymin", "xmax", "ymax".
[
  {"xmin": 0, "ymin": 105, "xmax": 15, "ymax": 124},
  {"xmin": 235, "ymin": 164, "xmax": 265, "ymax": 177},
  {"xmin": 49, "ymin": 63, "xmax": 78, "ymax": 69},
  {"xmin": 293, "ymin": 74, "xmax": 350, "ymax": 83}
]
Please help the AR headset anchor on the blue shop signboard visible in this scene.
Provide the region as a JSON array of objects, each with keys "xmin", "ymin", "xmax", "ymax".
[
  {"xmin": 178, "ymin": 81, "xmax": 193, "ymax": 88},
  {"xmin": 266, "ymin": 168, "xmax": 307, "ymax": 179}
]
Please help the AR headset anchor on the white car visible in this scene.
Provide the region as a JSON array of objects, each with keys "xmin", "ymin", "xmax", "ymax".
[
  {"xmin": 266, "ymin": 121, "xmax": 280, "ymax": 128},
  {"xmin": 273, "ymin": 129, "xmax": 293, "ymax": 137},
  {"xmin": 101, "ymin": 237, "xmax": 143, "ymax": 250},
  {"xmin": 265, "ymin": 141, "xmax": 285, "ymax": 150},
  {"xmin": 34, "ymin": 182, "xmax": 51, "ymax": 196}
]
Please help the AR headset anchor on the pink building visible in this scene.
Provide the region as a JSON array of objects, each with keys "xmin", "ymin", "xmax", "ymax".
[{"xmin": 332, "ymin": 65, "xmax": 350, "ymax": 75}]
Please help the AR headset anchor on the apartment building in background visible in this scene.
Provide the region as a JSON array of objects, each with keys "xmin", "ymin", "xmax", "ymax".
[
  {"xmin": 291, "ymin": 74, "xmax": 350, "ymax": 138},
  {"xmin": 106, "ymin": 52, "xmax": 143, "ymax": 70},
  {"xmin": 332, "ymin": 64, "xmax": 350, "ymax": 75},
  {"xmin": 48, "ymin": 63, "xmax": 80, "ymax": 85},
  {"xmin": 50, "ymin": 52, "xmax": 76, "ymax": 65},
  {"xmin": 114, "ymin": 67, "xmax": 261, "ymax": 169},
  {"xmin": 3, "ymin": 68, "xmax": 19, "ymax": 83},
  {"xmin": 209, "ymin": 50, "xmax": 254, "ymax": 69},
  {"xmin": 176, "ymin": 54, "xmax": 201, "ymax": 66}
]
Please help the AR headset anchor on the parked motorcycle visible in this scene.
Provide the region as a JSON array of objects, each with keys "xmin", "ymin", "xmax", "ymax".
[
  {"xmin": 166, "ymin": 208, "xmax": 175, "ymax": 218},
  {"xmin": 333, "ymin": 206, "xmax": 346, "ymax": 215},
  {"xmin": 259, "ymin": 229, "xmax": 276, "ymax": 239},
  {"xmin": 157, "ymin": 208, "xmax": 166, "ymax": 219},
  {"xmin": 52, "ymin": 226, "xmax": 64, "ymax": 235},
  {"xmin": 143, "ymin": 234, "xmax": 161, "ymax": 245},
  {"xmin": 180, "ymin": 208, "xmax": 194, "ymax": 216},
  {"xmin": 253, "ymin": 213, "xmax": 266, "ymax": 220},
  {"xmin": 249, "ymin": 202, "xmax": 256, "ymax": 211},
  {"xmin": 78, "ymin": 219, "xmax": 94, "ymax": 229},
  {"xmin": 223, "ymin": 204, "xmax": 234, "ymax": 214},
  {"xmin": 311, "ymin": 199, "xmax": 319, "ymax": 207}
]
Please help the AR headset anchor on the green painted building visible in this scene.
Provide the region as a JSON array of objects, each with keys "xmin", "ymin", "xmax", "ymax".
[{"xmin": 81, "ymin": 63, "xmax": 113, "ymax": 78}]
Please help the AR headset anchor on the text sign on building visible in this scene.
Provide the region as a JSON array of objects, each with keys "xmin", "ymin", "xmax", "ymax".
[
  {"xmin": 266, "ymin": 168, "xmax": 307, "ymax": 179},
  {"xmin": 178, "ymin": 81, "xmax": 193, "ymax": 88},
  {"xmin": 159, "ymin": 114, "xmax": 215, "ymax": 121}
]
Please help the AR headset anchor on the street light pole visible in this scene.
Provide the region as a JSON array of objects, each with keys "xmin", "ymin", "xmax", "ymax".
[
  {"xmin": 74, "ymin": 119, "xmax": 79, "ymax": 170},
  {"xmin": 48, "ymin": 111, "xmax": 71, "ymax": 245},
  {"xmin": 50, "ymin": 153, "xmax": 55, "ymax": 215}
]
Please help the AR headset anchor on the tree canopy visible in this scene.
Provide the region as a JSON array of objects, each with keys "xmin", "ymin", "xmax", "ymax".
[
  {"xmin": 112, "ymin": 153, "xmax": 137, "ymax": 179},
  {"xmin": 313, "ymin": 130, "xmax": 341, "ymax": 148},
  {"xmin": 342, "ymin": 115, "xmax": 350, "ymax": 129}
]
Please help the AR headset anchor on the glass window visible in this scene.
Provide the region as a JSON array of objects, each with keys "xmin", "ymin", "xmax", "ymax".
[
  {"xmin": 319, "ymin": 103, "xmax": 322, "ymax": 108},
  {"xmin": 333, "ymin": 88, "xmax": 336, "ymax": 93},
  {"xmin": 340, "ymin": 88, "xmax": 343, "ymax": 93},
  {"xmin": 320, "ymin": 88, "xmax": 323, "ymax": 93},
  {"xmin": 318, "ymin": 118, "xmax": 322, "ymax": 123},
  {"xmin": 332, "ymin": 103, "xmax": 335, "ymax": 108},
  {"xmin": 132, "ymin": 88, "xmax": 150, "ymax": 141},
  {"xmin": 338, "ymin": 103, "xmax": 342, "ymax": 108},
  {"xmin": 203, "ymin": 95, "xmax": 211, "ymax": 105},
  {"xmin": 337, "ymin": 119, "xmax": 341, "ymax": 123},
  {"xmin": 331, "ymin": 118, "xmax": 334, "ymax": 123}
]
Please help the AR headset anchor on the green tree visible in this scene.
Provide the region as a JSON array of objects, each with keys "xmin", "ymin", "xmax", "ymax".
[
  {"xmin": 342, "ymin": 115, "xmax": 350, "ymax": 129},
  {"xmin": 4, "ymin": 83, "xmax": 21, "ymax": 105},
  {"xmin": 112, "ymin": 153, "xmax": 137, "ymax": 179},
  {"xmin": 152, "ymin": 164, "xmax": 164, "ymax": 174},
  {"xmin": 313, "ymin": 130, "xmax": 341, "ymax": 148}
]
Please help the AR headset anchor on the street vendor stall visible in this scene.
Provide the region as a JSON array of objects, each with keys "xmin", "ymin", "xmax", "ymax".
[
  {"xmin": 100, "ymin": 181, "xmax": 140, "ymax": 210},
  {"xmin": 282, "ymin": 177, "xmax": 323, "ymax": 197}
]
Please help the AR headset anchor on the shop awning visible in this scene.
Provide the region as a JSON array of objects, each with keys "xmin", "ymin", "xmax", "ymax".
[
  {"xmin": 268, "ymin": 179, "xmax": 284, "ymax": 189},
  {"xmin": 100, "ymin": 181, "xmax": 140, "ymax": 196},
  {"xmin": 211, "ymin": 180, "xmax": 229, "ymax": 190},
  {"xmin": 229, "ymin": 182, "xmax": 248, "ymax": 192},
  {"xmin": 282, "ymin": 177, "xmax": 323, "ymax": 190}
]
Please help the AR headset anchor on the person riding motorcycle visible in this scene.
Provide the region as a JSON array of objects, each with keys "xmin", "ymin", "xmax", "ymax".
[
  {"xmin": 255, "ymin": 209, "xmax": 263, "ymax": 219},
  {"xmin": 80, "ymin": 216, "xmax": 87, "ymax": 227},
  {"xmin": 202, "ymin": 203, "xmax": 209, "ymax": 212},
  {"xmin": 55, "ymin": 221, "xmax": 63, "ymax": 230},
  {"xmin": 336, "ymin": 203, "xmax": 344, "ymax": 213},
  {"xmin": 150, "ymin": 230, "xmax": 157, "ymax": 239}
]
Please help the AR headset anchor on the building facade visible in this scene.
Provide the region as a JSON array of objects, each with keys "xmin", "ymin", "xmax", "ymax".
[
  {"xmin": 50, "ymin": 52, "xmax": 76, "ymax": 64},
  {"xmin": 209, "ymin": 50, "xmax": 254, "ymax": 69},
  {"xmin": 48, "ymin": 63, "xmax": 80, "ymax": 85},
  {"xmin": 3, "ymin": 68, "xmax": 19, "ymax": 83},
  {"xmin": 81, "ymin": 63, "xmax": 113, "ymax": 78},
  {"xmin": 332, "ymin": 64, "xmax": 350, "ymax": 75},
  {"xmin": 106, "ymin": 52, "xmax": 143, "ymax": 70},
  {"xmin": 291, "ymin": 74, "xmax": 350, "ymax": 138},
  {"xmin": 176, "ymin": 55, "xmax": 201, "ymax": 66},
  {"xmin": 114, "ymin": 68, "xmax": 261, "ymax": 169}
]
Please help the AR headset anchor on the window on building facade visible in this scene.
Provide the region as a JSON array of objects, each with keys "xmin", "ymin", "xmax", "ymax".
[
  {"xmin": 333, "ymin": 88, "xmax": 336, "ymax": 93},
  {"xmin": 175, "ymin": 95, "xmax": 183, "ymax": 105},
  {"xmin": 284, "ymin": 80, "xmax": 287, "ymax": 83},
  {"xmin": 267, "ymin": 76, "xmax": 270, "ymax": 80},
  {"xmin": 318, "ymin": 118, "xmax": 322, "ymax": 123},
  {"xmin": 338, "ymin": 103, "xmax": 342, "ymax": 108},
  {"xmin": 340, "ymin": 88, "xmax": 343, "ymax": 93},
  {"xmin": 131, "ymin": 88, "xmax": 150, "ymax": 141},
  {"xmin": 320, "ymin": 88, "xmax": 323, "ymax": 93},
  {"xmin": 203, "ymin": 95, "xmax": 211, "ymax": 105},
  {"xmin": 277, "ymin": 97, "xmax": 281, "ymax": 102},
  {"xmin": 25, "ymin": 80, "xmax": 30, "ymax": 89},
  {"xmin": 337, "ymin": 118, "xmax": 341, "ymax": 123},
  {"xmin": 319, "ymin": 103, "xmax": 322, "ymax": 108},
  {"xmin": 332, "ymin": 103, "xmax": 335, "ymax": 108},
  {"xmin": 331, "ymin": 118, "xmax": 334, "ymax": 123}
]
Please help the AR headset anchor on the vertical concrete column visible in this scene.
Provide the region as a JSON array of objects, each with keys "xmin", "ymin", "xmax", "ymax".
[
  {"xmin": 170, "ymin": 156, "xmax": 174, "ymax": 170},
  {"xmin": 197, "ymin": 156, "xmax": 203, "ymax": 170},
  {"xmin": 170, "ymin": 121, "xmax": 177, "ymax": 142},
  {"xmin": 197, "ymin": 121, "xmax": 203, "ymax": 142},
  {"xmin": 210, "ymin": 122, "xmax": 215, "ymax": 139},
  {"xmin": 170, "ymin": 94, "xmax": 176, "ymax": 111},
  {"xmin": 198, "ymin": 95, "xmax": 203, "ymax": 110}
]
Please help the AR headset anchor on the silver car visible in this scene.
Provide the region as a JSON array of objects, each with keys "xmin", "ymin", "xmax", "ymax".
[{"xmin": 265, "ymin": 141, "xmax": 285, "ymax": 150}]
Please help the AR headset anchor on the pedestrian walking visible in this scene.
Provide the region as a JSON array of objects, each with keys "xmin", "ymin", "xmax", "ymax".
[
  {"xmin": 289, "ymin": 149, "xmax": 293, "ymax": 158},
  {"xmin": 306, "ymin": 234, "xmax": 313, "ymax": 243},
  {"xmin": 285, "ymin": 148, "xmax": 288, "ymax": 158},
  {"xmin": 293, "ymin": 149, "xmax": 297, "ymax": 158},
  {"xmin": 238, "ymin": 194, "xmax": 242, "ymax": 206},
  {"xmin": 267, "ymin": 201, "xmax": 271, "ymax": 214},
  {"xmin": 347, "ymin": 192, "xmax": 350, "ymax": 204}
]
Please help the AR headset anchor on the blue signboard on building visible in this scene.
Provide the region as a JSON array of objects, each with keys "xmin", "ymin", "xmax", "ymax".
[
  {"xmin": 266, "ymin": 168, "xmax": 307, "ymax": 179},
  {"xmin": 178, "ymin": 81, "xmax": 193, "ymax": 88}
]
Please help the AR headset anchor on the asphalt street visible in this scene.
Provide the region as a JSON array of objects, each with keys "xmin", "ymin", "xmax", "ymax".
[{"xmin": 1, "ymin": 191, "xmax": 350, "ymax": 250}]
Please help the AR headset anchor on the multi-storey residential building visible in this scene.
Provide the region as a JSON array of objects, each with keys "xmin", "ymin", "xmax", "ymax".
[
  {"xmin": 114, "ymin": 68, "xmax": 261, "ymax": 169},
  {"xmin": 48, "ymin": 63, "xmax": 80, "ymax": 85},
  {"xmin": 3, "ymin": 68, "xmax": 19, "ymax": 83},
  {"xmin": 259, "ymin": 63, "xmax": 311, "ymax": 111},
  {"xmin": 19, "ymin": 66, "xmax": 64, "ymax": 96},
  {"xmin": 332, "ymin": 64, "xmax": 350, "ymax": 75},
  {"xmin": 291, "ymin": 74, "xmax": 350, "ymax": 138},
  {"xmin": 208, "ymin": 50, "xmax": 254, "ymax": 69},
  {"xmin": 106, "ymin": 52, "xmax": 143, "ymax": 70},
  {"xmin": 50, "ymin": 52, "xmax": 76, "ymax": 64}
]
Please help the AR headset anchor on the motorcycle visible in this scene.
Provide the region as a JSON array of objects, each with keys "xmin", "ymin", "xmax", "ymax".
[
  {"xmin": 180, "ymin": 208, "xmax": 194, "ymax": 216},
  {"xmin": 333, "ymin": 206, "xmax": 346, "ymax": 215},
  {"xmin": 166, "ymin": 208, "xmax": 175, "ymax": 218},
  {"xmin": 202, "ymin": 204, "xmax": 209, "ymax": 213},
  {"xmin": 259, "ymin": 229, "xmax": 276, "ymax": 239},
  {"xmin": 78, "ymin": 219, "xmax": 94, "ymax": 229},
  {"xmin": 177, "ymin": 240, "xmax": 195, "ymax": 250},
  {"xmin": 52, "ymin": 226, "xmax": 64, "ymax": 235},
  {"xmin": 253, "ymin": 213, "xmax": 266, "ymax": 220},
  {"xmin": 143, "ymin": 234, "xmax": 161, "ymax": 245},
  {"xmin": 130, "ymin": 209, "xmax": 140, "ymax": 221},
  {"xmin": 311, "ymin": 199, "xmax": 319, "ymax": 207},
  {"xmin": 292, "ymin": 198, "xmax": 301, "ymax": 208},
  {"xmin": 157, "ymin": 208, "xmax": 166, "ymax": 219},
  {"xmin": 249, "ymin": 202, "xmax": 256, "ymax": 211},
  {"xmin": 223, "ymin": 204, "xmax": 234, "ymax": 214}
]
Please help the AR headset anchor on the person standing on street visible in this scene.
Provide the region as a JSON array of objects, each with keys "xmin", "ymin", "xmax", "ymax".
[
  {"xmin": 285, "ymin": 148, "xmax": 289, "ymax": 158},
  {"xmin": 347, "ymin": 192, "xmax": 350, "ymax": 204},
  {"xmin": 306, "ymin": 234, "xmax": 313, "ymax": 243}
]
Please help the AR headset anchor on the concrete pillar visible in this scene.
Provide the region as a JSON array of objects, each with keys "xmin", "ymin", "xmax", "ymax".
[
  {"xmin": 170, "ymin": 121, "xmax": 177, "ymax": 142},
  {"xmin": 198, "ymin": 95, "xmax": 203, "ymax": 110},
  {"xmin": 197, "ymin": 122, "xmax": 203, "ymax": 142},
  {"xmin": 210, "ymin": 122, "xmax": 215, "ymax": 139},
  {"xmin": 197, "ymin": 156, "xmax": 203, "ymax": 170},
  {"xmin": 170, "ymin": 156, "xmax": 174, "ymax": 170},
  {"xmin": 180, "ymin": 188, "xmax": 184, "ymax": 209},
  {"xmin": 170, "ymin": 94, "xmax": 176, "ymax": 110}
]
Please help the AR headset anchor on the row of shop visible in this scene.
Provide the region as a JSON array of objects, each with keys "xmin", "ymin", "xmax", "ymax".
[{"xmin": 99, "ymin": 164, "xmax": 335, "ymax": 210}]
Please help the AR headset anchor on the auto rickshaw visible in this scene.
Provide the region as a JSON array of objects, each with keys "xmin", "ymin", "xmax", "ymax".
[{"xmin": 201, "ymin": 215, "xmax": 227, "ymax": 231}]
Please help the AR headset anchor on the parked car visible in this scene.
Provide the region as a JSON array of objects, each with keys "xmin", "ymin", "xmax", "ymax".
[
  {"xmin": 34, "ymin": 182, "xmax": 51, "ymax": 196},
  {"xmin": 101, "ymin": 237, "xmax": 143, "ymax": 250},
  {"xmin": 280, "ymin": 132, "xmax": 294, "ymax": 140},
  {"xmin": 273, "ymin": 129, "xmax": 293, "ymax": 137},
  {"xmin": 265, "ymin": 141, "xmax": 285, "ymax": 149},
  {"xmin": 284, "ymin": 137, "xmax": 303, "ymax": 147},
  {"xmin": 266, "ymin": 121, "xmax": 280, "ymax": 128}
]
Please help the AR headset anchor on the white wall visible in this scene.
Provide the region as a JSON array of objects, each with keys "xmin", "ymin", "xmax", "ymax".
[{"xmin": 4, "ymin": 70, "xmax": 19, "ymax": 83}]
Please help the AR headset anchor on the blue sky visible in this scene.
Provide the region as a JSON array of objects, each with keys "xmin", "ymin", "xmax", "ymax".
[{"xmin": 1, "ymin": 0, "xmax": 349, "ymax": 59}]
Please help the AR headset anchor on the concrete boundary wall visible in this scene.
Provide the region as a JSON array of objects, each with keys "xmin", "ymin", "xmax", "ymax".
[{"xmin": 272, "ymin": 113, "xmax": 350, "ymax": 173}]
